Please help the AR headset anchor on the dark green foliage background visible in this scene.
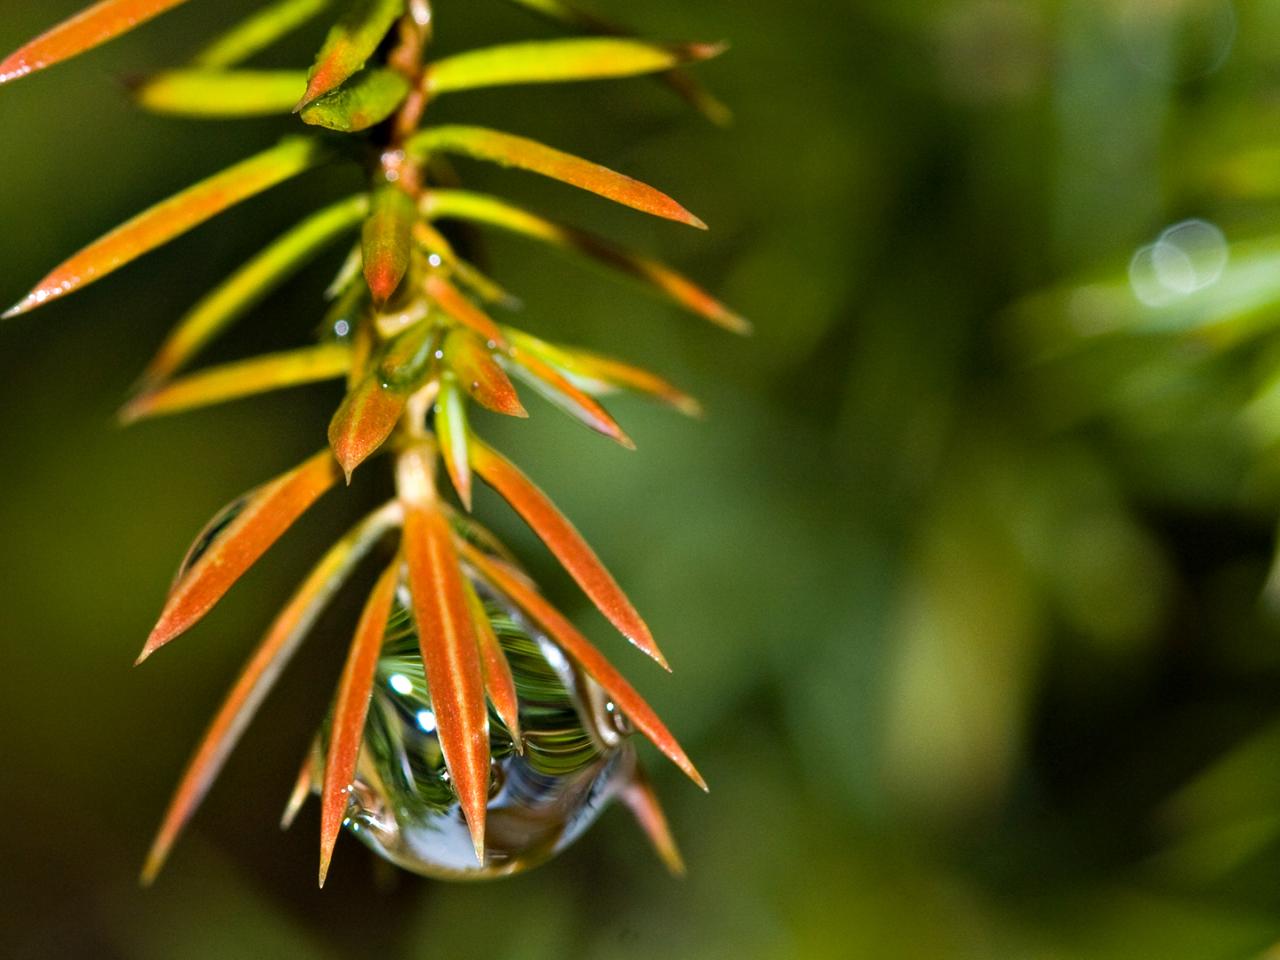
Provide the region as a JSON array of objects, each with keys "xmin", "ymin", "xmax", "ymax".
[{"xmin": 4, "ymin": 1, "xmax": 1280, "ymax": 957}]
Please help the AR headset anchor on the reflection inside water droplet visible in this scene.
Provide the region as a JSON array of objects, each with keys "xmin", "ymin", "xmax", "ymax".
[{"xmin": 319, "ymin": 578, "xmax": 635, "ymax": 879}]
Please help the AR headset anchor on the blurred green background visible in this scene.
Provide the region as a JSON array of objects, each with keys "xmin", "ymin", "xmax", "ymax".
[{"xmin": 10, "ymin": 0, "xmax": 1280, "ymax": 957}]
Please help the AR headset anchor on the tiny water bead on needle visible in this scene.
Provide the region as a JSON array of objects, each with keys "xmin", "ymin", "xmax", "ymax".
[
  {"xmin": 1, "ymin": 0, "xmax": 739, "ymax": 886},
  {"xmin": 313, "ymin": 580, "xmax": 641, "ymax": 880}
]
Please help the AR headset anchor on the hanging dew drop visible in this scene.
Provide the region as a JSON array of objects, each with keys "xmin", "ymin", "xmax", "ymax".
[{"xmin": 317, "ymin": 577, "xmax": 635, "ymax": 879}]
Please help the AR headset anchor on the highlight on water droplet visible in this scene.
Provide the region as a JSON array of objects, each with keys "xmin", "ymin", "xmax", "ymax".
[{"xmin": 388, "ymin": 672, "xmax": 413, "ymax": 695}]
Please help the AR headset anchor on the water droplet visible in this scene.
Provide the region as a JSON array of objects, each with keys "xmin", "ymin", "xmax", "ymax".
[
  {"xmin": 1117, "ymin": 0, "xmax": 1236, "ymax": 82},
  {"xmin": 170, "ymin": 492, "xmax": 253, "ymax": 590},
  {"xmin": 1129, "ymin": 219, "xmax": 1227, "ymax": 307},
  {"xmin": 319, "ymin": 579, "xmax": 635, "ymax": 879},
  {"xmin": 1155, "ymin": 219, "xmax": 1227, "ymax": 292}
]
